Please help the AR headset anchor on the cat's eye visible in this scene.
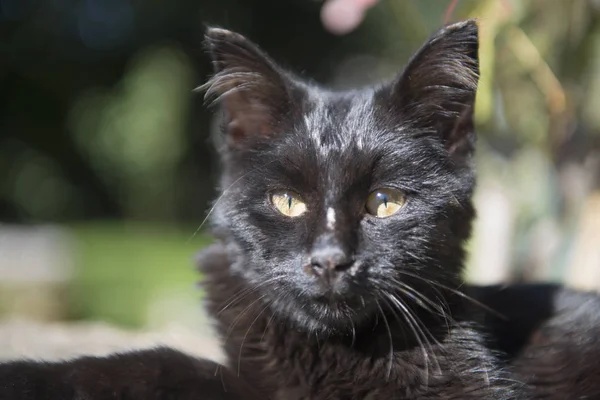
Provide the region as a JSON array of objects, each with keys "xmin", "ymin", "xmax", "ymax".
[
  {"xmin": 366, "ymin": 189, "xmax": 405, "ymax": 218},
  {"xmin": 271, "ymin": 192, "xmax": 307, "ymax": 217}
]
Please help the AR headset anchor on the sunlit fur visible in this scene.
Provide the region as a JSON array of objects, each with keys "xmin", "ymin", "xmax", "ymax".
[
  {"xmin": 198, "ymin": 20, "xmax": 525, "ymax": 398},
  {"xmin": 205, "ymin": 22, "xmax": 477, "ymax": 334}
]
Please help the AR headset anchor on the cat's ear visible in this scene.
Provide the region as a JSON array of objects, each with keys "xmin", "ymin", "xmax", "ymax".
[
  {"xmin": 388, "ymin": 19, "xmax": 479, "ymax": 159},
  {"xmin": 200, "ymin": 27, "xmax": 301, "ymax": 147}
]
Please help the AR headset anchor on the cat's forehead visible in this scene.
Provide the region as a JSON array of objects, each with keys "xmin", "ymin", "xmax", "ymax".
[{"xmin": 302, "ymin": 89, "xmax": 380, "ymax": 155}]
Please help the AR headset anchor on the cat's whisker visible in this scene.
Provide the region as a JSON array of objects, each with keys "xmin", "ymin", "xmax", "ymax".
[
  {"xmin": 223, "ymin": 294, "xmax": 268, "ymax": 348},
  {"xmin": 217, "ymin": 276, "xmax": 283, "ymax": 314},
  {"xmin": 260, "ymin": 310, "xmax": 277, "ymax": 343},
  {"xmin": 391, "ymin": 271, "xmax": 455, "ymax": 333},
  {"xmin": 430, "ymin": 289, "xmax": 454, "ymax": 333},
  {"xmin": 451, "ymin": 193, "xmax": 466, "ymax": 212},
  {"xmin": 375, "ymin": 300, "xmax": 394, "ymax": 380},
  {"xmin": 186, "ymin": 160, "xmax": 276, "ymax": 243},
  {"xmin": 396, "ymin": 270, "xmax": 508, "ymax": 320},
  {"xmin": 382, "ymin": 292, "xmax": 440, "ymax": 387},
  {"xmin": 377, "ymin": 280, "xmax": 436, "ymax": 315},
  {"xmin": 381, "ymin": 276, "xmax": 451, "ymax": 321},
  {"xmin": 389, "ymin": 293, "xmax": 443, "ymax": 371},
  {"xmin": 349, "ymin": 315, "xmax": 356, "ymax": 348},
  {"xmin": 391, "ymin": 278, "xmax": 457, "ymax": 333},
  {"xmin": 238, "ymin": 300, "xmax": 273, "ymax": 377},
  {"xmin": 380, "ymin": 293, "xmax": 430, "ymax": 382},
  {"xmin": 218, "ymin": 364, "xmax": 226, "ymax": 391},
  {"xmin": 217, "ymin": 286, "xmax": 257, "ymax": 314},
  {"xmin": 370, "ymin": 272, "xmax": 455, "ymax": 341},
  {"xmin": 395, "ymin": 294, "xmax": 442, "ymax": 350},
  {"xmin": 403, "ymin": 250, "xmax": 430, "ymax": 265},
  {"xmin": 223, "ymin": 277, "xmax": 286, "ymax": 345}
]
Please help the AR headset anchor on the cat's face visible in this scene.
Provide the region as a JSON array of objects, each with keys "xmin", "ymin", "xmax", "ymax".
[{"xmin": 202, "ymin": 21, "xmax": 479, "ymax": 333}]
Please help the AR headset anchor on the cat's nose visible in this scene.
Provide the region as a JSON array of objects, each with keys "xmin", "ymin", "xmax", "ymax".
[{"xmin": 309, "ymin": 247, "xmax": 352, "ymax": 285}]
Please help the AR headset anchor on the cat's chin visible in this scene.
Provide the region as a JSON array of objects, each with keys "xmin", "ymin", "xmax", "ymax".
[{"xmin": 270, "ymin": 292, "xmax": 378, "ymax": 334}]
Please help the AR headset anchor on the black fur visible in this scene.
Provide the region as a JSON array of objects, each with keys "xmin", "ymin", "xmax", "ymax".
[
  {"xmin": 1, "ymin": 19, "xmax": 599, "ymax": 400},
  {"xmin": 196, "ymin": 19, "xmax": 522, "ymax": 399},
  {"xmin": 203, "ymin": 20, "xmax": 480, "ymax": 335},
  {"xmin": 469, "ymin": 284, "xmax": 600, "ymax": 399},
  {"xmin": 0, "ymin": 347, "xmax": 261, "ymax": 399}
]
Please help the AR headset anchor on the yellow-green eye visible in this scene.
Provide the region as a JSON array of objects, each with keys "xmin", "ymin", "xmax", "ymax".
[
  {"xmin": 366, "ymin": 189, "xmax": 405, "ymax": 218},
  {"xmin": 271, "ymin": 192, "xmax": 307, "ymax": 217}
]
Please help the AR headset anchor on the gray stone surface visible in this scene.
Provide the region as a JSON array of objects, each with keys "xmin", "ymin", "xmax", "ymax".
[{"xmin": 0, "ymin": 317, "xmax": 225, "ymax": 364}]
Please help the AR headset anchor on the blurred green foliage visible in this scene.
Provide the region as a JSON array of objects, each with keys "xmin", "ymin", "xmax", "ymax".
[
  {"xmin": 69, "ymin": 222, "xmax": 211, "ymax": 328},
  {"xmin": 69, "ymin": 46, "xmax": 194, "ymax": 221},
  {"xmin": 1, "ymin": 0, "xmax": 599, "ymax": 328}
]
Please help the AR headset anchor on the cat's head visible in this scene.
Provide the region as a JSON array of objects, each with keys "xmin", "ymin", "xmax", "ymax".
[{"xmin": 201, "ymin": 20, "xmax": 479, "ymax": 333}]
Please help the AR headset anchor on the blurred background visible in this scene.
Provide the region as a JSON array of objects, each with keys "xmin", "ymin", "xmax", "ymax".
[{"xmin": 0, "ymin": 0, "xmax": 599, "ymax": 353}]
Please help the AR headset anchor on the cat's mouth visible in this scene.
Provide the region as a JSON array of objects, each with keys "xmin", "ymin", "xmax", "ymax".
[
  {"xmin": 312, "ymin": 289, "xmax": 351, "ymax": 306},
  {"xmin": 296, "ymin": 290, "xmax": 379, "ymax": 332}
]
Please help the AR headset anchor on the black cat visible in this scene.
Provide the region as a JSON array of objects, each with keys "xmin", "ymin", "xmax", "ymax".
[
  {"xmin": 194, "ymin": 19, "xmax": 520, "ymax": 399},
  {"xmin": 1, "ymin": 19, "xmax": 599, "ymax": 400}
]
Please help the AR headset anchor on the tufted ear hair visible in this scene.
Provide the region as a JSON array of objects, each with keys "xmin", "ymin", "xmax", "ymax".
[
  {"xmin": 199, "ymin": 27, "xmax": 305, "ymax": 148},
  {"xmin": 385, "ymin": 19, "xmax": 480, "ymax": 160}
]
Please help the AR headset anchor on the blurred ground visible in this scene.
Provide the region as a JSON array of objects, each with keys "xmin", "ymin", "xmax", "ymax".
[
  {"xmin": 0, "ymin": 317, "xmax": 224, "ymax": 364},
  {"xmin": 1, "ymin": 0, "xmax": 599, "ymax": 361},
  {"xmin": 0, "ymin": 223, "xmax": 221, "ymax": 363}
]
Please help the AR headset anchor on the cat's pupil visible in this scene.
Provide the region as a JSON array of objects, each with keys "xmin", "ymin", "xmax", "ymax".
[
  {"xmin": 287, "ymin": 195, "xmax": 292, "ymax": 209},
  {"xmin": 377, "ymin": 192, "xmax": 388, "ymax": 208}
]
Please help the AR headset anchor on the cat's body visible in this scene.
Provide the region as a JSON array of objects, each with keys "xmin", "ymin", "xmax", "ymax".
[
  {"xmin": 471, "ymin": 284, "xmax": 600, "ymax": 399},
  {"xmin": 1, "ymin": 19, "xmax": 600, "ymax": 400},
  {"xmin": 195, "ymin": 20, "xmax": 521, "ymax": 399},
  {"xmin": 199, "ymin": 243, "xmax": 521, "ymax": 400}
]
